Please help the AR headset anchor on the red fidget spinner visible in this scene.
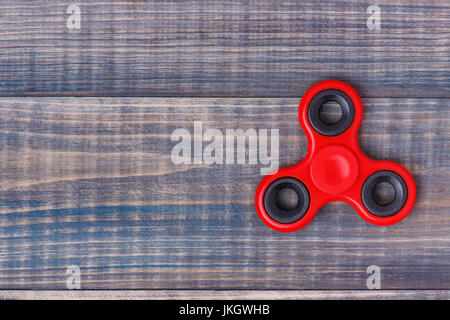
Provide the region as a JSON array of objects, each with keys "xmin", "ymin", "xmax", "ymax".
[{"xmin": 255, "ymin": 80, "xmax": 416, "ymax": 232}]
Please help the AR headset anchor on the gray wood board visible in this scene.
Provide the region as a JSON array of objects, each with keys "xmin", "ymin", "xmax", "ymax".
[
  {"xmin": 0, "ymin": 0, "xmax": 448, "ymax": 97},
  {"xmin": 1, "ymin": 290, "xmax": 449, "ymax": 300},
  {"xmin": 0, "ymin": 97, "xmax": 448, "ymax": 289}
]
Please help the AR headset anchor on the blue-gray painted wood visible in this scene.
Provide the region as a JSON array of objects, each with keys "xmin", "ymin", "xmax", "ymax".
[
  {"xmin": 0, "ymin": 0, "xmax": 448, "ymax": 97},
  {"xmin": 0, "ymin": 97, "xmax": 448, "ymax": 289}
]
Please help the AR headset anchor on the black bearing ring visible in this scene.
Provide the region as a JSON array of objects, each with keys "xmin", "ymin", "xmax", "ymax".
[
  {"xmin": 263, "ymin": 178, "xmax": 310, "ymax": 224},
  {"xmin": 308, "ymin": 89, "xmax": 355, "ymax": 136},
  {"xmin": 361, "ymin": 170, "xmax": 408, "ymax": 217}
]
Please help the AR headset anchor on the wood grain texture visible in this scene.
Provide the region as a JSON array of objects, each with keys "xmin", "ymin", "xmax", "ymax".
[
  {"xmin": 1, "ymin": 290, "xmax": 449, "ymax": 300},
  {"xmin": 0, "ymin": 0, "xmax": 448, "ymax": 97},
  {"xmin": 0, "ymin": 97, "xmax": 448, "ymax": 289}
]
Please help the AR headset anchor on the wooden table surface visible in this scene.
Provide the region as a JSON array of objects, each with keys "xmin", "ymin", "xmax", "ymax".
[{"xmin": 0, "ymin": 0, "xmax": 448, "ymax": 299}]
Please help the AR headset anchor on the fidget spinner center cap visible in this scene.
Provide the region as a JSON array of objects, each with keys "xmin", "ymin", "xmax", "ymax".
[{"xmin": 310, "ymin": 145, "xmax": 359, "ymax": 194}]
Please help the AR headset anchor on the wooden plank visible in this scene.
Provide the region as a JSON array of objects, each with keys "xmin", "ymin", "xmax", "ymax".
[
  {"xmin": 0, "ymin": 97, "xmax": 448, "ymax": 290},
  {"xmin": 1, "ymin": 290, "xmax": 449, "ymax": 300},
  {"xmin": 0, "ymin": 0, "xmax": 448, "ymax": 97}
]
